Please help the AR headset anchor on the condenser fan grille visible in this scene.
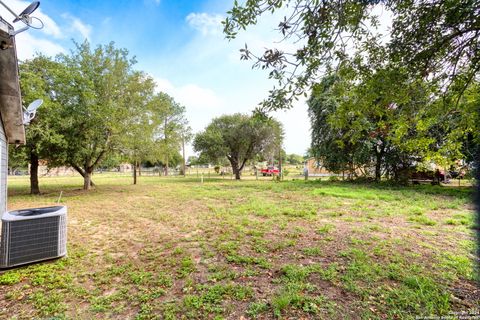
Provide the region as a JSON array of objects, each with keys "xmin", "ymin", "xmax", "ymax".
[{"xmin": 5, "ymin": 217, "xmax": 59, "ymax": 265}]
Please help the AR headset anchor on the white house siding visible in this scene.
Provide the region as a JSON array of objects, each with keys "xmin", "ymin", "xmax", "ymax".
[{"xmin": 0, "ymin": 118, "xmax": 6, "ymax": 214}]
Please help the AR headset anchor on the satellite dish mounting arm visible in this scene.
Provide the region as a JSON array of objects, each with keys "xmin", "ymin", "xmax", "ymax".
[{"xmin": 0, "ymin": 1, "xmax": 42, "ymax": 36}]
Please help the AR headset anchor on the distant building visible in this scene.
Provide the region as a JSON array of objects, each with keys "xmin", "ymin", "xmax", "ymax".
[
  {"xmin": 118, "ymin": 163, "xmax": 133, "ymax": 173},
  {"xmin": 29, "ymin": 161, "xmax": 76, "ymax": 176},
  {"xmin": 304, "ymin": 158, "xmax": 334, "ymax": 176},
  {"xmin": 28, "ymin": 161, "xmax": 134, "ymax": 176}
]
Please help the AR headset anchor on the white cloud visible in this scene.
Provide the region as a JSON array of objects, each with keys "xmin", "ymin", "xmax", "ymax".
[
  {"xmin": 154, "ymin": 77, "xmax": 311, "ymax": 156},
  {"xmin": 273, "ymin": 98, "xmax": 311, "ymax": 156},
  {"xmin": 34, "ymin": 10, "xmax": 62, "ymax": 38},
  {"xmin": 15, "ymin": 31, "xmax": 66, "ymax": 60},
  {"xmin": 112, "ymin": 6, "xmax": 314, "ymax": 155},
  {"xmin": 71, "ymin": 17, "xmax": 91, "ymax": 41},
  {"xmin": 181, "ymin": 9, "xmax": 311, "ymax": 153},
  {"xmin": 186, "ymin": 12, "xmax": 223, "ymax": 36},
  {"xmin": 61, "ymin": 13, "xmax": 92, "ymax": 41},
  {"xmin": 155, "ymin": 78, "xmax": 223, "ymax": 111},
  {"xmin": 154, "ymin": 77, "xmax": 225, "ymax": 139}
]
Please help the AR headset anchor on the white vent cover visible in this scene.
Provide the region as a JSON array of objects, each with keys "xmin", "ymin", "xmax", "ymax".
[{"xmin": 0, "ymin": 206, "xmax": 67, "ymax": 268}]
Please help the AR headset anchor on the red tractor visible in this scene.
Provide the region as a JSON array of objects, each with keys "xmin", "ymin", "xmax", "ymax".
[{"xmin": 260, "ymin": 166, "xmax": 279, "ymax": 176}]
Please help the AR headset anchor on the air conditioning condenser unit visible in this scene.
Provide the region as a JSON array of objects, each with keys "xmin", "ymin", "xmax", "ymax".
[{"xmin": 0, "ymin": 205, "xmax": 67, "ymax": 268}]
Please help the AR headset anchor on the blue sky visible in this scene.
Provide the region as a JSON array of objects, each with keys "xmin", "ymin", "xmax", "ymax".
[{"xmin": 2, "ymin": 0, "xmax": 314, "ymax": 156}]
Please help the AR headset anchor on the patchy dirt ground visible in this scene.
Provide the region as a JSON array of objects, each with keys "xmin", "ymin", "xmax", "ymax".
[{"xmin": 0, "ymin": 175, "xmax": 478, "ymax": 319}]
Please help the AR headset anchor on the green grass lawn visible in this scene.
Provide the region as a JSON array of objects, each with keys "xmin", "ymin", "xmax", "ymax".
[{"xmin": 0, "ymin": 174, "xmax": 478, "ymax": 319}]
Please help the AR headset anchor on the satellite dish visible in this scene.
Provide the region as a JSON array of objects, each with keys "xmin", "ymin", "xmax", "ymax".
[
  {"xmin": 13, "ymin": 1, "xmax": 40, "ymax": 23},
  {"xmin": 22, "ymin": 99, "xmax": 43, "ymax": 125},
  {"xmin": 27, "ymin": 99, "xmax": 42, "ymax": 112},
  {"xmin": 0, "ymin": 0, "xmax": 43, "ymax": 36}
]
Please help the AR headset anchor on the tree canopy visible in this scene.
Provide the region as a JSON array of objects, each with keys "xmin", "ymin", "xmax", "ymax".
[
  {"xmin": 286, "ymin": 153, "xmax": 304, "ymax": 165},
  {"xmin": 193, "ymin": 114, "xmax": 283, "ymax": 179},
  {"xmin": 225, "ymin": 0, "xmax": 479, "ymax": 183},
  {"xmin": 308, "ymin": 52, "xmax": 478, "ymax": 181},
  {"xmin": 17, "ymin": 41, "xmax": 190, "ymax": 190},
  {"xmin": 224, "ymin": 0, "xmax": 480, "ymax": 111},
  {"xmin": 17, "ymin": 56, "xmax": 66, "ymax": 194},
  {"xmin": 149, "ymin": 93, "xmax": 191, "ymax": 175},
  {"xmin": 50, "ymin": 41, "xmax": 141, "ymax": 189}
]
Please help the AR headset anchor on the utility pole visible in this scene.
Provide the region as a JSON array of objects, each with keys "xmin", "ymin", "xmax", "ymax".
[
  {"xmin": 164, "ymin": 117, "xmax": 168, "ymax": 176},
  {"xmin": 182, "ymin": 134, "xmax": 186, "ymax": 177},
  {"xmin": 278, "ymin": 146, "xmax": 282, "ymax": 181}
]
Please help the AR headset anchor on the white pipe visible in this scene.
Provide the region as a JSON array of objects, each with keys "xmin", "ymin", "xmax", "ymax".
[{"xmin": 0, "ymin": 1, "xmax": 22, "ymax": 22}]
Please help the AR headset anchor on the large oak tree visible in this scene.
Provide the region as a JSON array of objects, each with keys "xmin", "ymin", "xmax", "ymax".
[
  {"xmin": 193, "ymin": 114, "xmax": 283, "ymax": 180},
  {"xmin": 17, "ymin": 56, "xmax": 66, "ymax": 194},
  {"xmin": 52, "ymin": 42, "xmax": 135, "ymax": 189}
]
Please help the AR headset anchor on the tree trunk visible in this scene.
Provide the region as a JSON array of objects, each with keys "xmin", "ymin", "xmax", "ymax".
[
  {"xmin": 474, "ymin": 143, "xmax": 480, "ymax": 268},
  {"xmin": 72, "ymin": 164, "xmax": 95, "ymax": 189},
  {"xmin": 234, "ymin": 168, "xmax": 241, "ymax": 180},
  {"xmin": 182, "ymin": 135, "xmax": 186, "ymax": 177},
  {"xmin": 278, "ymin": 147, "xmax": 282, "ymax": 181},
  {"xmin": 83, "ymin": 171, "xmax": 92, "ymax": 190},
  {"xmin": 30, "ymin": 150, "xmax": 40, "ymax": 195},
  {"xmin": 374, "ymin": 146, "xmax": 384, "ymax": 182},
  {"xmin": 375, "ymin": 158, "xmax": 382, "ymax": 182},
  {"xmin": 164, "ymin": 117, "xmax": 169, "ymax": 176},
  {"xmin": 133, "ymin": 161, "xmax": 137, "ymax": 185},
  {"xmin": 228, "ymin": 158, "xmax": 241, "ymax": 180},
  {"xmin": 165, "ymin": 156, "xmax": 169, "ymax": 176}
]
